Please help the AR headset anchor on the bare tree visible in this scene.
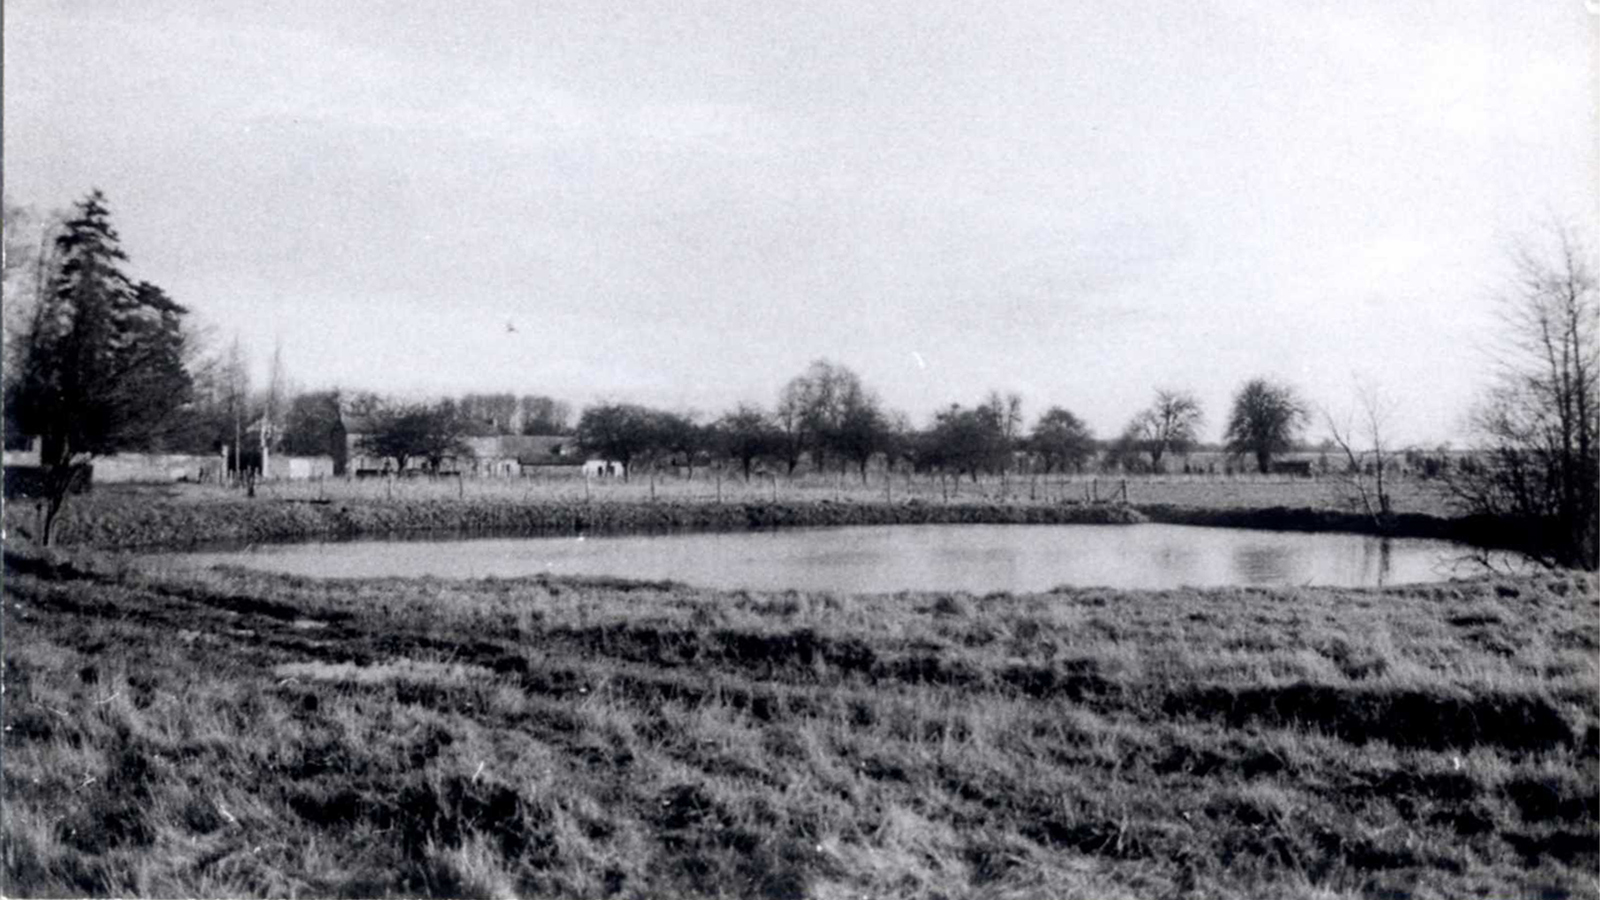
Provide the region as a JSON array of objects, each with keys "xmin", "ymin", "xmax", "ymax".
[
  {"xmin": 518, "ymin": 395, "xmax": 572, "ymax": 435},
  {"xmin": 1129, "ymin": 388, "xmax": 1203, "ymax": 471},
  {"xmin": 1225, "ymin": 378, "xmax": 1307, "ymax": 474},
  {"xmin": 1448, "ymin": 227, "xmax": 1598, "ymax": 570},
  {"xmin": 1030, "ymin": 406, "xmax": 1095, "ymax": 473},
  {"xmin": 1325, "ymin": 382, "xmax": 1397, "ymax": 526},
  {"xmin": 773, "ymin": 391, "xmax": 805, "ymax": 476},
  {"xmin": 358, "ymin": 397, "xmax": 471, "ymax": 475},
  {"xmin": 714, "ymin": 404, "xmax": 782, "ymax": 480},
  {"xmin": 983, "ymin": 390, "xmax": 1024, "ymax": 474},
  {"xmin": 461, "ymin": 393, "xmax": 520, "ymax": 434},
  {"xmin": 221, "ymin": 337, "xmax": 251, "ymax": 481},
  {"xmin": 3, "ymin": 200, "xmax": 66, "ymax": 442},
  {"xmin": 778, "ymin": 359, "xmax": 869, "ymax": 474},
  {"xmin": 260, "ymin": 339, "xmax": 288, "ymax": 478},
  {"xmin": 575, "ymin": 402, "xmax": 656, "ymax": 481}
]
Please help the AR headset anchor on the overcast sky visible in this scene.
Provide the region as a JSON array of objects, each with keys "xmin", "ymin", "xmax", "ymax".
[{"xmin": 5, "ymin": 0, "xmax": 1595, "ymax": 444}]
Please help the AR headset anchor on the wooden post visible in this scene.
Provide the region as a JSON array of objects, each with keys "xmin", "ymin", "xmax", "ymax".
[
  {"xmin": 716, "ymin": 469, "xmax": 723, "ymax": 504},
  {"xmin": 771, "ymin": 473, "xmax": 778, "ymax": 502},
  {"xmin": 584, "ymin": 474, "xmax": 591, "ymax": 502},
  {"xmin": 1091, "ymin": 478, "xmax": 1098, "ymax": 502}
]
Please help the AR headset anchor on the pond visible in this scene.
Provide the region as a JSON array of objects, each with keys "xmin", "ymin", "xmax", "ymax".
[{"xmin": 151, "ymin": 524, "xmax": 1495, "ymax": 592}]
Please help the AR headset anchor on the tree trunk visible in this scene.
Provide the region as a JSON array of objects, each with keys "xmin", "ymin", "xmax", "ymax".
[{"xmin": 42, "ymin": 458, "xmax": 88, "ymax": 548}]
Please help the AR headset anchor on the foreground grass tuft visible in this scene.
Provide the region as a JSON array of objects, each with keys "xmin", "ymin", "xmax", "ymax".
[{"xmin": 3, "ymin": 545, "xmax": 1595, "ymax": 898}]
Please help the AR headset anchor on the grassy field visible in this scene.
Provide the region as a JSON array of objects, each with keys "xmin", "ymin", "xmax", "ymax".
[
  {"xmin": 6, "ymin": 474, "xmax": 1463, "ymax": 551},
  {"xmin": 83, "ymin": 470, "xmax": 1458, "ymax": 517},
  {"xmin": 4, "ymin": 544, "xmax": 1595, "ymax": 898}
]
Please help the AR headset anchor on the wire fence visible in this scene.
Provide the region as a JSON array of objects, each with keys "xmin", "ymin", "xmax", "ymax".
[{"xmin": 165, "ymin": 467, "xmax": 1453, "ymax": 516}]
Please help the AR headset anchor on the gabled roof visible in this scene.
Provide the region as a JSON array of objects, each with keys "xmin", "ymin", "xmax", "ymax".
[{"xmin": 466, "ymin": 434, "xmax": 574, "ymax": 461}]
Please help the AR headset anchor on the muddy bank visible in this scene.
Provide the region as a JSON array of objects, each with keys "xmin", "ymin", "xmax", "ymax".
[
  {"xmin": 14, "ymin": 496, "xmax": 1149, "ymax": 550},
  {"xmin": 1134, "ymin": 503, "xmax": 1513, "ymax": 550}
]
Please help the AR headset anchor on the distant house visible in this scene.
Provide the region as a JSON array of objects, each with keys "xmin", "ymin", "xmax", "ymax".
[
  {"xmin": 1270, "ymin": 459, "xmax": 1315, "ymax": 478},
  {"xmin": 462, "ymin": 434, "xmax": 585, "ymax": 476},
  {"xmin": 339, "ymin": 412, "xmax": 589, "ymax": 477},
  {"xmin": 93, "ymin": 453, "xmax": 225, "ymax": 484},
  {"xmin": 265, "ymin": 455, "xmax": 336, "ymax": 480},
  {"xmin": 583, "ymin": 459, "xmax": 625, "ymax": 478},
  {"xmin": 509, "ymin": 436, "xmax": 580, "ymax": 473},
  {"xmin": 2, "ymin": 437, "xmax": 41, "ymax": 469},
  {"xmin": 468, "ymin": 434, "xmax": 626, "ymax": 478},
  {"xmin": 340, "ymin": 407, "xmax": 442, "ymax": 475},
  {"xmin": 340, "ymin": 407, "xmax": 384, "ymax": 475}
]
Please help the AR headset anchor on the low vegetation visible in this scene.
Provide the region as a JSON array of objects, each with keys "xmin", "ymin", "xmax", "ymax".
[
  {"xmin": 7, "ymin": 487, "xmax": 1145, "ymax": 551},
  {"xmin": 5, "ymin": 543, "xmax": 1595, "ymax": 898},
  {"xmin": 6, "ymin": 476, "xmax": 1467, "ymax": 552}
]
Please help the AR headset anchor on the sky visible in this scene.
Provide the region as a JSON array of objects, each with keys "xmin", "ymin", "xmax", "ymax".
[{"xmin": 4, "ymin": 0, "xmax": 1596, "ymax": 445}]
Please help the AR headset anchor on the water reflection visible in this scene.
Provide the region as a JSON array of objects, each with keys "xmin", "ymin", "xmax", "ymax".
[
  {"xmin": 153, "ymin": 524, "xmax": 1500, "ymax": 593},
  {"xmin": 1231, "ymin": 543, "xmax": 1297, "ymax": 585}
]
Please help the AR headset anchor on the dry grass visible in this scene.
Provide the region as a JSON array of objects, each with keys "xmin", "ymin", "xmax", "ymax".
[
  {"xmin": 51, "ymin": 470, "xmax": 1456, "ymax": 515},
  {"xmin": 4, "ymin": 545, "xmax": 1595, "ymax": 898},
  {"xmin": 6, "ymin": 474, "xmax": 1463, "ymax": 553}
]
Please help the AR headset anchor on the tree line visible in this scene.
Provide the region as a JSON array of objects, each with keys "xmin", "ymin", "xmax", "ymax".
[
  {"xmin": 5, "ymin": 192, "xmax": 1594, "ymax": 567},
  {"xmin": 0, "ymin": 193, "xmax": 1342, "ymax": 495},
  {"xmin": 569, "ymin": 361, "xmax": 1317, "ymax": 486}
]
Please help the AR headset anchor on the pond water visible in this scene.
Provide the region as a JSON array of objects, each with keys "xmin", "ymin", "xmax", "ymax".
[{"xmin": 151, "ymin": 524, "xmax": 1492, "ymax": 592}]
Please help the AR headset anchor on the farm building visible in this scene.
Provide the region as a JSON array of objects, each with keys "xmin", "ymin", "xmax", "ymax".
[
  {"xmin": 264, "ymin": 455, "xmax": 337, "ymax": 480},
  {"xmin": 583, "ymin": 459, "xmax": 625, "ymax": 478},
  {"xmin": 91, "ymin": 453, "xmax": 226, "ymax": 484},
  {"xmin": 462, "ymin": 435, "xmax": 582, "ymax": 476},
  {"xmin": 3, "ymin": 437, "xmax": 41, "ymax": 469},
  {"xmin": 340, "ymin": 420, "xmax": 592, "ymax": 478}
]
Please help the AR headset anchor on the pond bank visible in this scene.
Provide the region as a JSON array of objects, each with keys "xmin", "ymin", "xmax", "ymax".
[
  {"xmin": 9, "ymin": 489, "xmax": 1516, "ymax": 554},
  {"xmin": 13, "ymin": 495, "xmax": 1147, "ymax": 550},
  {"xmin": 1136, "ymin": 504, "xmax": 1511, "ymax": 549}
]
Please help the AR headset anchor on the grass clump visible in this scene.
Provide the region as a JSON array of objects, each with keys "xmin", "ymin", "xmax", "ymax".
[{"xmin": 3, "ymin": 545, "xmax": 1596, "ymax": 898}]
